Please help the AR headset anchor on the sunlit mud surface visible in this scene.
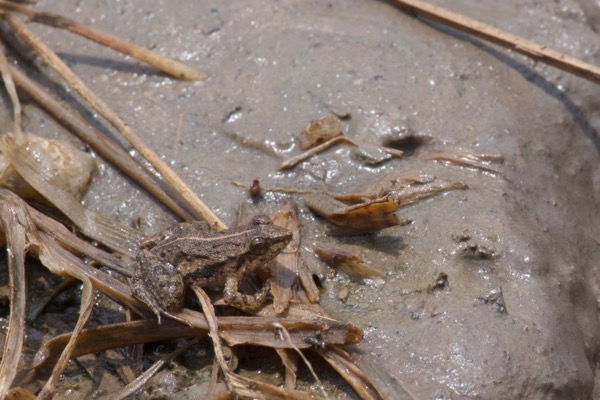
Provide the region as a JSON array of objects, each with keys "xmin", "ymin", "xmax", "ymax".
[{"xmin": 1, "ymin": 0, "xmax": 599, "ymax": 398}]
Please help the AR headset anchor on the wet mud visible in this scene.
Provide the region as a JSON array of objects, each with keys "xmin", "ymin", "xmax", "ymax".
[{"xmin": 2, "ymin": 0, "xmax": 600, "ymax": 398}]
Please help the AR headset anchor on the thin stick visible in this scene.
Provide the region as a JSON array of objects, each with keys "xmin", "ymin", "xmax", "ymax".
[
  {"xmin": 273, "ymin": 322, "xmax": 330, "ymax": 400},
  {"xmin": 0, "ymin": 0, "xmax": 206, "ymax": 81},
  {"xmin": 6, "ymin": 14, "xmax": 226, "ymax": 229},
  {"xmin": 0, "ymin": 205, "xmax": 27, "ymax": 399},
  {"xmin": 191, "ymin": 285, "xmax": 237, "ymax": 394},
  {"xmin": 389, "ymin": 0, "xmax": 600, "ymax": 84},
  {"xmin": 99, "ymin": 338, "xmax": 200, "ymax": 400},
  {"xmin": 9, "ymin": 64, "xmax": 194, "ymax": 221},
  {"xmin": 0, "ymin": 43, "xmax": 21, "ymax": 135},
  {"xmin": 231, "ymin": 181, "xmax": 318, "ymax": 195},
  {"xmin": 279, "ymin": 136, "xmax": 403, "ymax": 171}
]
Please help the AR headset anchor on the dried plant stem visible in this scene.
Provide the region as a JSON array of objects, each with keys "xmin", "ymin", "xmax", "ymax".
[
  {"xmin": 276, "ymin": 348, "xmax": 299, "ymax": 390},
  {"xmin": 7, "ymin": 135, "xmax": 143, "ymax": 253},
  {"xmin": 390, "ymin": 0, "xmax": 600, "ymax": 84},
  {"xmin": 279, "ymin": 136, "xmax": 403, "ymax": 171},
  {"xmin": 273, "ymin": 322, "xmax": 330, "ymax": 399},
  {"xmin": 0, "ymin": 0, "xmax": 206, "ymax": 81},
  {"xmin": 38, "ymin": 246, "xmax": 95, "ymax": 400},
  {"xmin": 8, "ymin": 64, "xmax": 194, "ymax": 221},
  {"xmin": 192, "ymin": 287, "xmax": 320, "ymax": 399},
  {"xmin": 231, "ymin": 181, "xmax": 318, "ymax": 195},
  {"xmin": 315, "ymin": 347, "xmax": 392, "ymax": 400},
  {"xmin": 0, "ymin": 43, "xmax": 21, "ymax": 134},
  {"xmin": 0, "ymin": 191, "xmax": 96, "ymax": 400},
  {"xmin": 0, "ymin": 204, "xmax": 27, "ymax": 399},
  {"xmin": 192, "ymin": 286, "xmax": 237, "ymax": 394},
  {"xmin": 6, "ymin": 14, "xmax": 226, "ymax": 229},
  {"xmin": 100, "ymin": 338, "xmax": 201, "ymax": 400}
]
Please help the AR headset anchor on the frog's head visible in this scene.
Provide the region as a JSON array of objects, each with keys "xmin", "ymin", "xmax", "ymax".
[{"xmin": 247, "ymin": 215, "xmax": 292, "ymax": 261}]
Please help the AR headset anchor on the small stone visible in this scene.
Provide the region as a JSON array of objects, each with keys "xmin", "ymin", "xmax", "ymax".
[{"xmin": 338, "ymin": 286, "xmax": 349, "ymax": 301}]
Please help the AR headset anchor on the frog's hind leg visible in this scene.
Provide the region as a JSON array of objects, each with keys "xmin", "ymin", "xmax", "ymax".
[
  {"xmin": 223, "ymin": 275, "xmax": 270, "ymax": 312},
  {"xmin": 131, "ymin": 252, "xmax": 185, "ymax": 323}
]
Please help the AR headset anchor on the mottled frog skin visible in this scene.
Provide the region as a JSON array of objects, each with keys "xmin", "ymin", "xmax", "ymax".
[{"xmin": 132, "ymin": 215, "xmax": 292, "ymax": 320}]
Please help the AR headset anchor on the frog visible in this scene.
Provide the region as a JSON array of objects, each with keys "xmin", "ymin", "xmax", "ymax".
[{"xmin": 131, "ymin": 215, "xmax": 292, "ymax": 321}]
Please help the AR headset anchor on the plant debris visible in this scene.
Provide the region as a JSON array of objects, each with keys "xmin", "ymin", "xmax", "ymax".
[
  {"xmin": 0, "ymin": 133, "xmax": 95, "ymax": 203},
  {"xmin": 299, "ymin": 114, "xmax": 344, "ymax": 150},
  {"xmin": 0, "ymin": 3, "xmax": 396, "ymax": 399},
  {"xmin": 314, "ymin": 244, "xmax": 385, "ymax": 281},
  {"xmin": 305, "ymin": 192, "xmax": 400, "ymax": 235},
  {"xmin": 279, "ymin": 135, "xmax": 404, "ymax": 170},
  {"xmin": 427, "ymin": 147, "xmax": 504, "ymax": 175}
]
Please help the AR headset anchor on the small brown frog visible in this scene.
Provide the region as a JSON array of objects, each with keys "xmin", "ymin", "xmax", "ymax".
[{"xmin": 132, "ymin": 215, "xmax": 292, "ymax": 320}]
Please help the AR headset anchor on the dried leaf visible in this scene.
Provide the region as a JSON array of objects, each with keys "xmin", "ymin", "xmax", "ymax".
[
  {"xmin": 332, "ymin": 171, "xmax": 468, "ymax": 210},
  {"xmin": 305, "ymin": 192, "xmax": 399, "ymax": 235},
  {"xmin": 299, "ymin": 114, "xmax": 343, "ymax": 150},
  {"xmin": 315, "ymin": 245, "xmax": 385, "ymax": 280},
  {"xmin": 270, "ymin": 204, "xmax": 301, "ymax": 313}
]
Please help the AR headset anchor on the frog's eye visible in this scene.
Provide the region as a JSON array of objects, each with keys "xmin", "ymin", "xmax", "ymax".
[{"xmin": 250, "ymin": 236, "xmax": 269, "ymax": 255}]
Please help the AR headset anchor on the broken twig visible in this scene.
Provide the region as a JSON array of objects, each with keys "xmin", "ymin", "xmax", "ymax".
[
  {"xmin": 0, "ymin": 0, "xmax": 207, "ymax": 81},
  {"xmin": 390, "ymin": 0, "xmax": 600, "ymax": 84}
]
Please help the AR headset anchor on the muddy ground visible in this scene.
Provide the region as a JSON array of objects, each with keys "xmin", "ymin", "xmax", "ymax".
[{"xmin": 2, "ymin": 0, "xmax": 600, "ymax": 398}]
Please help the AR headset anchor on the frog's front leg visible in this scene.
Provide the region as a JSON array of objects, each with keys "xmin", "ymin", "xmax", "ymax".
[
  {"xmin": 132, "ymin": 250, "xmax": 185, "ymax": 322},
  {"xmin": 223, "ymin": 275, "xmax": 270, "ymax": 312}
]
